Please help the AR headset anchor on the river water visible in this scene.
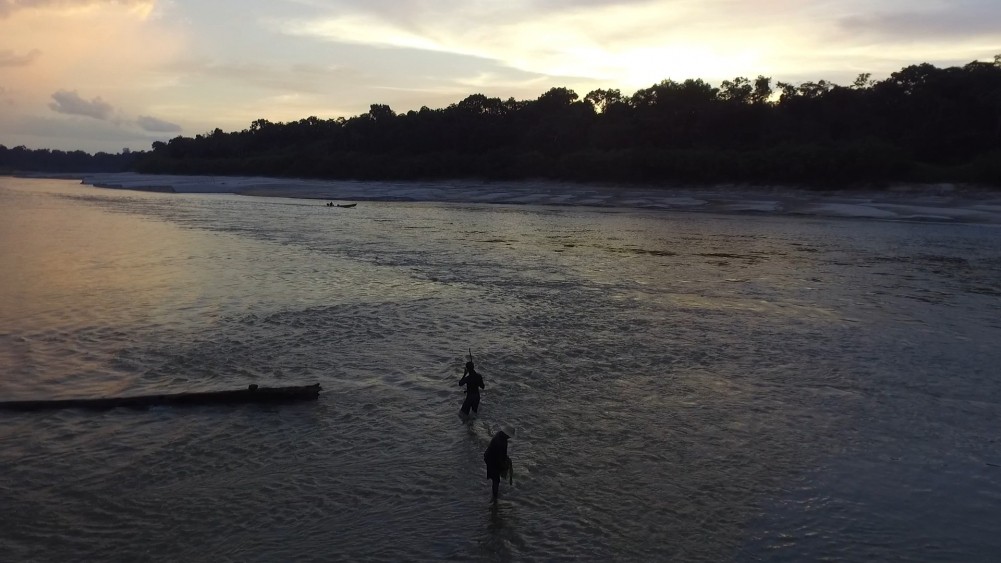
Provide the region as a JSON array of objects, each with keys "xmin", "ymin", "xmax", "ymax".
[{"xmin": 1, "ymin": 177, "xmax": 999, "ymax": 562}]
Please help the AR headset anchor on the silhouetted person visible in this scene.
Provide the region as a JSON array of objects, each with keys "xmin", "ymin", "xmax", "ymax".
[
  {"xmin": 483, "ymin": 430, "xmax": 512, "ymax": 502},
  {"xmin": 458, "ymin": 360, "xmax": 484, "ymax": 419}
]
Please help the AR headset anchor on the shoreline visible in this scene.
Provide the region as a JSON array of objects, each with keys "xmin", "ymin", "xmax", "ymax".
[{"xmin": 23, "ymin": 171, "xmax": 1001, "ymax": 225}]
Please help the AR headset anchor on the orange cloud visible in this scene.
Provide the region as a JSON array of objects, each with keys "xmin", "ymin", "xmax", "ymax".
[{"xmin": 0, "ymin": 0, "xmax": 155, "ymax": 19}]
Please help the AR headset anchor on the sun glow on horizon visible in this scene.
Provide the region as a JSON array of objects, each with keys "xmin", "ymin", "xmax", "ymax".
[
  {"xmin": 1, "ymin": 0, "xmax": 998, "ymax": 152},
  {"xmin": 281, "ymin": 2, "xmax": 821, "ymax": 90}
]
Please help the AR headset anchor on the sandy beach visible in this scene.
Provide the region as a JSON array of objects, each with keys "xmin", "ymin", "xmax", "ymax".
[{"xmin": 77, "ymin": 172, "xmax": 1001, "ymax": 225}]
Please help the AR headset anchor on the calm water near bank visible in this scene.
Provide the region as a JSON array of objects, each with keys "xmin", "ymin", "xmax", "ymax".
[{"xmin": 1, "ymin": 177, "xmax": 1000, "ymax": 561}]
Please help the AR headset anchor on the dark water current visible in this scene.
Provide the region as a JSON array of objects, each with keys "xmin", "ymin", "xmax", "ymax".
[{"xmin": 1, "ymin": 177, "xmax": 1000, "ymax": 562}]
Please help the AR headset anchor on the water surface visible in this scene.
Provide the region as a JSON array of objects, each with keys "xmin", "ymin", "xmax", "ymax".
[{"xmin": 1, "ymin": 177, "xmax": 1000, "ymax": 561}]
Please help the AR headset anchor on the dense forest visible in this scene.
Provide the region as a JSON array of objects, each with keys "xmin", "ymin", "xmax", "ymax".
[
  {"xmin": 0, "ymin": 145, "xmax": 139, "ymax": 174},
  {"xmin": 4, "ymin": 57, "xmax": 1000, "ymax": 187}
]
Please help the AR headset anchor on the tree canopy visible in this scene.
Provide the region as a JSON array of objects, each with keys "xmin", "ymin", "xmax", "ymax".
[{"xmin": 5, "ymin": 57, "xmax": 1000, "ymax": 188}]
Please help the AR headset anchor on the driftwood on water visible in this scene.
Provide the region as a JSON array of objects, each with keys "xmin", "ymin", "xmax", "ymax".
[{"xmin": 0, "ymin": 383, "xmax": 321, "ymax": 412}]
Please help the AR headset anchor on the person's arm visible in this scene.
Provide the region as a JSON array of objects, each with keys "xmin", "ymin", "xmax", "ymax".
[
  {"xmin": 459, "ymin": 373, "xmax": 468, "ymax": 386},
  {"xmin": 478, "ymin": 374, "xmax": 485, "ymax": 389}
]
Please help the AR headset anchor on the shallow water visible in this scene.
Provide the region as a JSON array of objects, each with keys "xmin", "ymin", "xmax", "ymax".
[{"xmin": 1, "ymin": 177, "xmax": 1000, "ymax": 562}]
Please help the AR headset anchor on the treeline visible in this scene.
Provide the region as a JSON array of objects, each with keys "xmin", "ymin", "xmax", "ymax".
[
  {"xmin": 8, "ymin": 58, "xmax": 1001, "ymax": 187},
  {"xmin": 0, "ymin": 145, "xmax": 141, "ymax": 174}
]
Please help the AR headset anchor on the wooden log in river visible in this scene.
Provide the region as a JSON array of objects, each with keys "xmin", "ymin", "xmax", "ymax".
[{"xmin": 0, "ymin": 383, "xmax": 321, "ymax": 412}]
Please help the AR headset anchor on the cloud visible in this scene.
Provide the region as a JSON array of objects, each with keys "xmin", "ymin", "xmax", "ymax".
[
  {"xmin": 4, "ymin": 112, "xmax": 169, "ymax": 152},
  {"xmin": 7, "ymin": 0, "xmax": 1000, "ymax": 154},
  {"xmin": 48, "ymin": 89, "xmax": 114, "ymax": 119},
  {"xmin": 278, "ymin": 2, "xmax": 784, "ymax": 87},
  {"xmin": 276, "ymin": 0, "xmax": 1001, "ymax": 92},
  {"xmin": 160, "ymin": 58, "xmax": 361, "ymax": 95},
  {"xmin": 838, "ymin": 3, "xmax": 1001, "ymax": 41},
  {"xmin": 47, "ymin": 90, "xmax": 183, "ymax": 133},
  {"xmin": 0, "ymin": 48, "xmax": 41, "ymax": 66},
  {"xmin": 136, "ymin": 114, "xmax": 181, "ymax": 132},
  {"xmin": 0, "ymin": 0, "xmax": 154, "ymax": 19}
]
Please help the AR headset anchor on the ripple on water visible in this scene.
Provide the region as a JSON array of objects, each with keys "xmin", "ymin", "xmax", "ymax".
[{"xmin": 2, "ymin": 179, "xmax": 1001, "ymax": 561}]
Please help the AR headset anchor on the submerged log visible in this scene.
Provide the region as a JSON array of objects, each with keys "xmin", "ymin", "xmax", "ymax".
[{"xmin": 0, "ymin": 383, "xmax": 321, "ymax": 412}]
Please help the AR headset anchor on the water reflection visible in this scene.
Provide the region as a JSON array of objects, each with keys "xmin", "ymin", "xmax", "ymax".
[
  {"xmin": 0, "ymin": 181, "xmax": 200, "ymax": 332},
  {"xmin": 2, "ymin": 177, "xmax": 1000, "ymax": 561},
  {"xmin": 481, "ymin": 501, "xmax": 517, "ymax": 561}
]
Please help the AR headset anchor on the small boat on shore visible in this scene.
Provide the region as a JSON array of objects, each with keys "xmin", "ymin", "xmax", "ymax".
[
  {"xmin": 0, "ymin": 383, "xmax": 321, "ymax": 412},
  {"xmin": 336, "ymin": 203, "xmax": 357, "ymax": 208}
]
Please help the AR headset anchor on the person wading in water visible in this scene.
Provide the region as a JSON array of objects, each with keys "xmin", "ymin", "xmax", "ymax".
[
  {"xmin": 483, "ymin": 430, "xmax": 513, "ymax": 502},
  {"xmin": 458, "ymin": 359, "xmax": 485, "ymax": 421}
]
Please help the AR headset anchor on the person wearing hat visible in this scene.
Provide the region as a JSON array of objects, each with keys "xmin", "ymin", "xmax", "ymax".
[
  {"xmin": 458, "ymin": 360, "xmax": 485, "ymax": 419},
  {"xmin": 483, "ymin": 430, "xmax": 512, "ymax": 502}
]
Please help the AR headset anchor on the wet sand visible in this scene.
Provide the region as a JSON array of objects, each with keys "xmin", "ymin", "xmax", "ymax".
[{"xmin": 78, "ymin": 172, "xmax": 1001, "ymax": 225}]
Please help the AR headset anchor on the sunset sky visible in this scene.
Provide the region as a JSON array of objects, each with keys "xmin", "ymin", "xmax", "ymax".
[{"xmin": 2, "ymin": 0, "xmax": 999, "ymax": 154}]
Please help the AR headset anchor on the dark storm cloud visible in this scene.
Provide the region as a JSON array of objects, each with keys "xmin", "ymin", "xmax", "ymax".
[
  {"xmin": 839, "ymin": 3, "xmax": 1001, "ymax": 41},
  {"xmin": 48, "ymin": 89, "xmax": 114, "ymax": 119},
  {"xmin": 136, "ymin": 115, "xmax": 181, "ymax": 132}
]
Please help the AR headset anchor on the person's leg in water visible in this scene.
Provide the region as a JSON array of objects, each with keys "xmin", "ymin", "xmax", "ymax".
[
  {"xmin": 486, "ymin": 460, "xmax": 502, "ymax": 501},
  {"xmin": 460, "ymin": 391, "xmax": 474, "ymax": 418},
  {"xmin": 459, "ymin": 392, "xmax": 479, "ymax": 422}
]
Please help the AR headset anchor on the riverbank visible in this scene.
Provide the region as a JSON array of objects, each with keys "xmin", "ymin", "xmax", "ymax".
[{"xmin": 74, "ymin": 172, "xmax": 1001, "ymax": 224}]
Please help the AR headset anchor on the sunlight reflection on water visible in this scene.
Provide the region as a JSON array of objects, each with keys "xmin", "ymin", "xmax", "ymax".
[{"xmin": 1, "ymin": 177, "xmax": 1000, "ymax": 561}]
